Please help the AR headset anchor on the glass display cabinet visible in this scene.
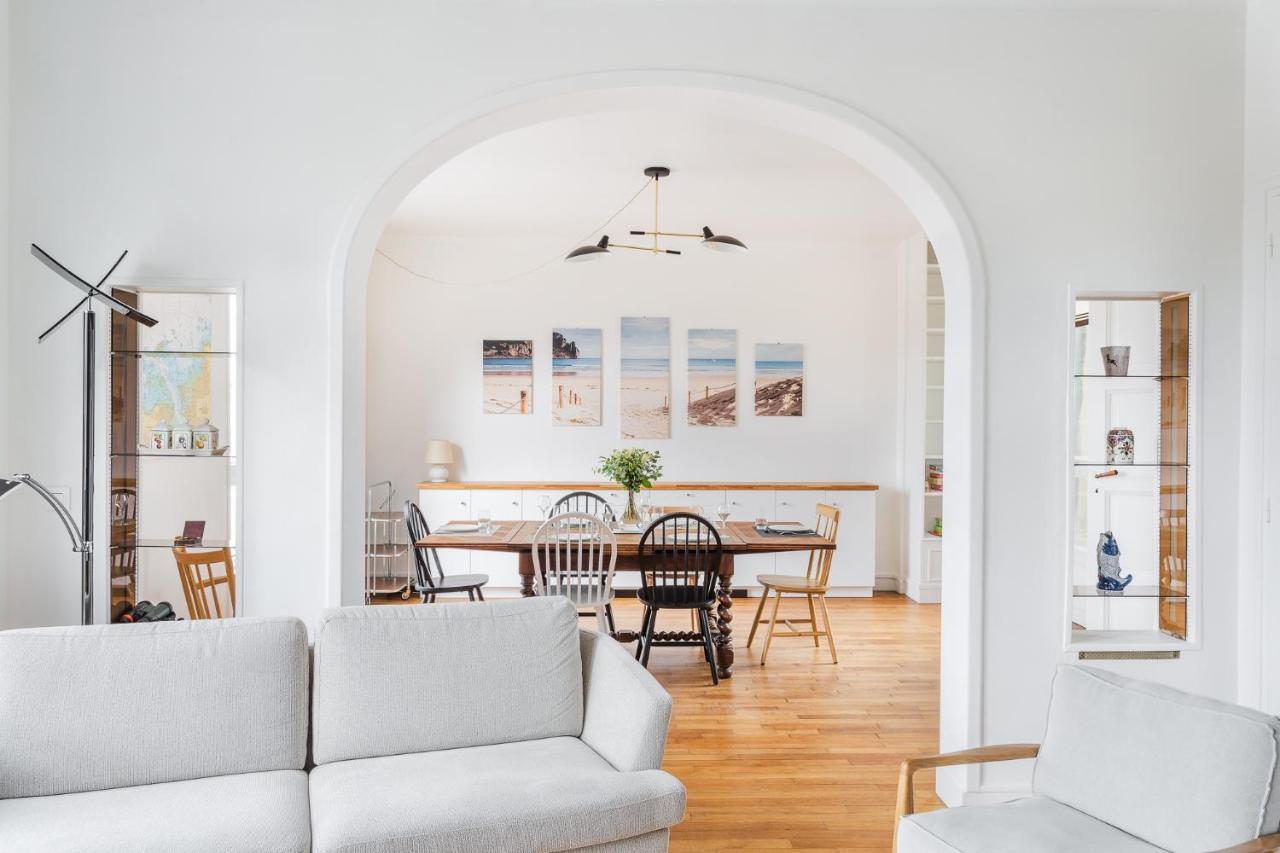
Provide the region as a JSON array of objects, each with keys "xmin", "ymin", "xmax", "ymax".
[
  {"xmin": 1067, "ymin": 293, "xmax": 1195, "ymax": 653},
  {"xmin": 109, "ymin": 286, "xmax": 241, "ymax": 622}
]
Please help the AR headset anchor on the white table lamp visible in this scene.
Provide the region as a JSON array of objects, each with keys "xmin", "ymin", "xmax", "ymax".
[{"xmin": 424, "ymin": 440, "xmax": 455, "ymax": 483}]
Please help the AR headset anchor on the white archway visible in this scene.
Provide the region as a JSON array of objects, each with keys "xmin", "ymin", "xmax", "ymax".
[{"xmin": 326, "ymin": 71, "xmax": 987, "ymax": 801}]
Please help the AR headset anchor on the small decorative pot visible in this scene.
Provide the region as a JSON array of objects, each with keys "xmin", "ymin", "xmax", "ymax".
[
  {"xmin": 1101, "ymin": 346, "xmax": 1131, "ymax": 376},
  {"xmin": 149, "ymin": 421, "xmax": 171, "ymax": 450},
  {"xmin": 192, "ymin": 419, "xmax": 219, "ymax": 454},
  {"xmin": 1106, "ymin": 428, "xmax": 1135, "ymax": 464},
  {"xmin": 171, "ymin": 422, "xmax": 193, "ymax": 452}
]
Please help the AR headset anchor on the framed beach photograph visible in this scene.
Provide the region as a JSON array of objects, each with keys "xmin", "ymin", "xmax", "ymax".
[
  {"xmin": 687, "ymin": 329, "xmax": 737, "ymax": 426},
  {"xmin": 620, "ymin": 317, "xmax": 670, "ymax": 439},
  {"xmin": 755, "ymin": 343, "xmax": 804, "ymax": 416},
  {"xmin": 482, "ymin": 339, "xmax": 533, "ymax": 414},
  {"xmin": 552, "ymin": 328, "xmax": 602, "ymax": 426}
]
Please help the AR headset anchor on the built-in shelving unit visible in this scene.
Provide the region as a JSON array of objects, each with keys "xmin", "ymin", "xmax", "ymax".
[
  {"xmin": 903, "ymin": 238, "xmax": 944, "ymax": 603},
  {"xmin": 108, "ymin": 285, "xmax": 242, "ymax": 621},
  {"xmin": 1066, "ymin": 293, "xmax": 1196, "ymax": 654}
]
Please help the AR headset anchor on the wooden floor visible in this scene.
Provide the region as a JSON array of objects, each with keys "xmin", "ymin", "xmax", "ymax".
[{"xmin": 376, "ymin": 591, "xmax": 941, "ymax": 851}]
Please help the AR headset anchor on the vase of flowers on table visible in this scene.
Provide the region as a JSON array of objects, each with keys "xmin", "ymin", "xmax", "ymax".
[{"xmin": 594, "ymin": 448, "xmax": 663, "ymax": 526}]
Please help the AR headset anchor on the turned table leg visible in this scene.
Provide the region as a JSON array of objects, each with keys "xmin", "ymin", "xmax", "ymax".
[
  {"xmin": 518, "ymin": 552, "xmax": 534, "ymax": 598},
  {"xmin": 714, "ymin": 554, "xmax": 735, "ymax": 678}
]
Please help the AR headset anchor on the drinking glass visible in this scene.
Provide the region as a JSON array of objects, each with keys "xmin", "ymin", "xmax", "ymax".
[
  {"xmin": 716, "ymin": 503, "xmax": 730, "ymax": 528},
  {"xmin": 477, "ymin": 507, "xmax": 492, "ymax": 534},
  {"xmin": 639, "ymin": 492, "xmax": 651, "ymax": 521},
  {"xmin": 755, "ymin": 508, "xmax": 769, "ymax": 529},
  {"xmin": 537, "ymin": 494, "xmax": 551, "ymax": 520}
]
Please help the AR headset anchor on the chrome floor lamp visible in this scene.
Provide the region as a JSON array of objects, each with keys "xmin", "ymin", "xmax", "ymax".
[{"xmin": 0, "ymin": 245, "xmax": 157, "ymax": 624}]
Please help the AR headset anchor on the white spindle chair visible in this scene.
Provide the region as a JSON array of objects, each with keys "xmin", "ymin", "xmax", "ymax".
[{"xmin": 531, "ymin": 512, "xmax": 618, "ymax": 633}]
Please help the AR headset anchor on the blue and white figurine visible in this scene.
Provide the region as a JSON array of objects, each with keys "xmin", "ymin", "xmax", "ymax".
[{"xmin": 1096, "ymin": 531, "xmax": 1133, "ymax": 593}]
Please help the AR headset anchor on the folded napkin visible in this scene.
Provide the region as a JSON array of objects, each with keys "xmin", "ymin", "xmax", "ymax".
[{"xmin": 757, "ymin": 523, "xmax": 818, "ymax": 536}]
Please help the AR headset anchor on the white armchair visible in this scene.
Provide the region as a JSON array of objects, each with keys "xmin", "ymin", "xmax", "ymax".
[{"xmin": 896, "ymin": 666, "xmax": 1280, "ymax": 853}]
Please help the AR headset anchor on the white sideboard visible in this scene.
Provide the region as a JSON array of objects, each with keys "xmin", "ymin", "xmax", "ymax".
[{"xmin": 417, "ymin": 482, "xmax": 877, "ymax": 596}]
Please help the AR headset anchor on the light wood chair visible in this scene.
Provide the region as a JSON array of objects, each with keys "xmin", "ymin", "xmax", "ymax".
[
  {"xmin": 173, "ymin": 546, "xmax": 237, "ymax": 619},
  {"xmin": 531, "ymin": 512, "xmax": 618, "ymax": 633},
  {"xmin": 746, "ymin": 502, "xmax": 840, "ymax": 664}
]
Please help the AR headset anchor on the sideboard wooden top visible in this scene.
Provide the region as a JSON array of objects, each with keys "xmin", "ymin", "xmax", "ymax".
[{"xmin": 416, "ymin": 480, "xmax": 879, "ymax": 492}]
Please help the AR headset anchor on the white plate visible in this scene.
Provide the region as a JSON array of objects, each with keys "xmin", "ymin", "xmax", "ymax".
[{"xmin": 437, "ymin": 522, "xmax": 482, "ymax": 534}]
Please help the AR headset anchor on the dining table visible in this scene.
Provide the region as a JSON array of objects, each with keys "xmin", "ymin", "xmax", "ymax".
[{"xmin": 415, "ymin": 519, "xmax": 836, "ymax": 679}]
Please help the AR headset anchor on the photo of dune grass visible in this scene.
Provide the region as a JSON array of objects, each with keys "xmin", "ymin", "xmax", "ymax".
[
  {"xmin": 687, "ymin": 328, "xmax": 737, "ymax": 426},
  {"xmin": 754, "ymin": 343, "xmax": 803, "ymax": 416}
]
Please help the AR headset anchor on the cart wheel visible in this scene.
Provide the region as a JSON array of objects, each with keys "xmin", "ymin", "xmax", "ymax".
[{"xmin": 400, "ymin": 589, "xmax": 411, "ymax": 600}]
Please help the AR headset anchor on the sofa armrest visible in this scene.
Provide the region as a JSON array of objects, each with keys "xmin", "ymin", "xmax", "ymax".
[
  {"xmin": 894, "ymin": 743, "xmax": 1040, "ymax": 849},
  {"xmin": 578, "ymin": 629, "xmax": 674, "ymax": 772},
  {"xmin": 1211, "ymin": 835, "xmax": 1280, "ymax": 853}
]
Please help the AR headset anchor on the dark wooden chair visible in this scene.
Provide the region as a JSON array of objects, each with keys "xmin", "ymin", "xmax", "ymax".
[
  {"xmin": 552, "ymin": 490, "xmax": 616, "ymax": 522},
  {"xmin": 403, "ymin": 500, "xmax": 489, "ymax": 602},
  {"xmin": 635, "ymin": 512, "xmax": 723, "ymax": 685}
]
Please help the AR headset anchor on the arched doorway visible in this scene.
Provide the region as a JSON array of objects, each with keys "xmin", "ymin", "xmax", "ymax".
[{"xmin": 326, "ymin": 71, "xmax": 987, "ymax": 799}]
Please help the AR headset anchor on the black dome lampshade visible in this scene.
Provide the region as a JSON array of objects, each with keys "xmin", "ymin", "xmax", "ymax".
[
  {"xmin": 700, "ymin": 226, "xmax": 748, "ymax": 253},
  {"xmin": 566, "ymin": 235, "xmax": 611, "ymax": 262}
]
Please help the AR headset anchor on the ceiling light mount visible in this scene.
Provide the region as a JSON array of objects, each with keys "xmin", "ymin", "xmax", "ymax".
[{"xmin": 565, "ymin": 165, "xmax": 747, "ymax": 262}]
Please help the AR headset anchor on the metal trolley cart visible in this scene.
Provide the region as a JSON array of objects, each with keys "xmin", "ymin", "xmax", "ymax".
[{"xmin": 365, "ymin": 480, "xmax": 412, "ymax": 602}]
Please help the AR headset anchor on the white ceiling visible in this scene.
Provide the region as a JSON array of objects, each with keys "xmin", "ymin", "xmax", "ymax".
[{"xmin": 383, "ymin": 109, "xmax": 922, "ymax": 246}]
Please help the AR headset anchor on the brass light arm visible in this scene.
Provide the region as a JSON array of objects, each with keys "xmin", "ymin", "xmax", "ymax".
[
  {"xmin": 628, "ymin": 230, "xmax": 705, "ymax": 239},
  {"xmin": 610, "ymin": 242, "xmax": 682, "ymax": 255}
]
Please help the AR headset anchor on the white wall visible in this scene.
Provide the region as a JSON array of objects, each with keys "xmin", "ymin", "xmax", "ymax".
[
  {"xmin": 367, "ymin": 234, "xmax": 908, "ymax": 584},
  {"xmin": 1238, "ymin": 0, "xmax": 1280, "ymax": 713},
  {"xmin": 1, "ymin": 0, "xmax": 1248, "ymax": 800},
  {"xmin": 0, "ymin": 0, "xmax": 9, "ymax": 629}
]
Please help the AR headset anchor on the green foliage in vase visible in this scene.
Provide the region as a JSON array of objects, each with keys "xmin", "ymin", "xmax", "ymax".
[{"xmin": 594, "ymin": 448, "xmax": 663, "ymax": 493}]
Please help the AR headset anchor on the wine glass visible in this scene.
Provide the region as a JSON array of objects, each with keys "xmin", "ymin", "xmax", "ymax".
[
  {"xmin": 638, "ymin": 492, "xmax": 651, "ymax": 522},
  {"xmin": 537, "ymin": 494, "xmax": 551, "ymax": 520},
  {"xmin": 716, "ymin": 502, "xmax": 730, "ymax": 528},
  {"xmin": 477, "ymin": 507, "xmax": 492, "ymax": 534}
]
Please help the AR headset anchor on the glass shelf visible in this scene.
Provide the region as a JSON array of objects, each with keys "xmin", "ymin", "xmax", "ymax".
[
  {"xmin": 1072, "ymin": 585, "xmax": 1188, "ymax": 599},
  {"xmin": 111, "ymin": 451, "xmax": 235, "ymax": 459},
  {"xmin": 117, "ymin": 539, "xmax": 237, "ymax": 550},
  {"xmin": 1073, "ymin": 374, "xmax": 1188, "ymax": 379},
  {"xmin": 112, "ymin": 350, "xmax": 235, "ymax": 357},
  {"xmin": 1073, "ymin": 461, "xmax": 1189, "ymax": 468}
]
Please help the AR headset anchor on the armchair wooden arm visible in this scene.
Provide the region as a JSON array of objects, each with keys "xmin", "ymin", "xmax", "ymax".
[
  {"xmin": 1211, "ymin": 836, "xmax": 1280, "ymax": 853},
  {"xmin": 894, "ymin": 744, "xmax": 1040, "ymax": 852}
]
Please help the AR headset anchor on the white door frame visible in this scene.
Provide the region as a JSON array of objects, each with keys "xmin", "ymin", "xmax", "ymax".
[{"xmin": 324, "ymin": 71, "xmax": 990, "ymax": 802}]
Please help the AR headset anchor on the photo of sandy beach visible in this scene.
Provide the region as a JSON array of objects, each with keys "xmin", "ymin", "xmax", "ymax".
[
  {"xmin": 620, "ymin": 317, "xmax": 670, "ymax": 439},
  {"xmin": 482, "ymin": 339, "xmax": 533, "ymax": 415},
  {"xmin": 755, "ymin": 343, "xmax": 804, "ymax": 416},
  {"xmin": 687, "ymin": 329, "xmax": 737, "ymax": 427},
  {"xmin": 552, "ymin": 328, "xmax": 602, "ymax": 426}
]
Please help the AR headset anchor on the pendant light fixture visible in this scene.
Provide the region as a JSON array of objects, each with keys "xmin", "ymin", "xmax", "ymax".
[{"xmin": 565, "ymin": 166, "xmax": 747, "ymax": 262}]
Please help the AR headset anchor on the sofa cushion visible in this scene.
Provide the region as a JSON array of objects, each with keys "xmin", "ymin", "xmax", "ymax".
[
  {"xmin": 311, "ymin": 598, "xmax": 584, "ymax": 765},
  {"xmin": 897, "ymin": 796, "xmax": 1164, "ymax": 853},
  {"xmin": 308, "ymin": 736, "xmax": 686, "ymax": 853},
  {"xmin": 1033, "ymin": 665, "xmax": 1280, "ymax": 853},
  {"xmin": 0, "ymin": 769, "xmax": 309, "ymax": 853},
  {"xmin": 0, "ymin": 617, "xmax": 309, "ymax": 797}
]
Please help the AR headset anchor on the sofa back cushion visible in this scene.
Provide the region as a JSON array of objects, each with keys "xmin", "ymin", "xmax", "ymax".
[
  {"xmin": 1033, "ymin": 665, "xmax": 1280, "ymax": 852},
  {"xmin": 311, "ymin": 597, "xmax": 583, "ymax": 765},
  {"xmin": 0, "ymin": 617, "xmax": 309, "ymax": 798}
]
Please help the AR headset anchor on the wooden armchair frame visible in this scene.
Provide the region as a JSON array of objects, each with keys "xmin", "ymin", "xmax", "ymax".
[{"xmin": 894, "ymin": 744, "xmax": 1280, "ymax": 853}]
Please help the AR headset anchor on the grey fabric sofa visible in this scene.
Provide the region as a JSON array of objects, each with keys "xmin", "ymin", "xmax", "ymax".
[
  {"xmin": 895, "ymin": 665, "xmax": 1280, "ymax": 853},
  {"xmin": 0, "ymin": 597, "xmax": 685, "ymax": 852}
]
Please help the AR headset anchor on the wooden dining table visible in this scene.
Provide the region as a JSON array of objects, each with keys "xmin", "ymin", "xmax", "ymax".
[{"xmin": 415, "ymin": 519, "xmax": 835, "ymax": 679}]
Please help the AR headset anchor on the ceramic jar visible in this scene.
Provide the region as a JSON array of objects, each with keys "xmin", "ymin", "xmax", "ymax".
[
  {"xmin": 1106, "ymin": 428, "xmax": 1135, "ymax": 464},
  {"xmin": 192, "ymin": 418, "xmax": 219, "ymax": 454}
]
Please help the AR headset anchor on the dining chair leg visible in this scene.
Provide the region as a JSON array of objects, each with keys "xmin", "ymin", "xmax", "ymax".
[
  {"xmin": 635, "ymin": 606, "xmax": 652, "ymax": 660},
  {"xmin": 700, "ymin": 610, "xmax": 713, "ymax": 663},
  {"xmin": 594, "ymin": 606, "xmax": 609, "ymax": 634},
  {"xmin": 747, "ymin": 586, "xmax": 770, "ymax": 647},
  {"xmin": 699, "ymin": 608, "xmax": 719, "ymax": 686},
  {"xmin": 818, "ymin": 594, "xmax": 838, "ymax": 664},
  {"xmin": 604, "ymin": 602, "xmax": 616, "ymax": 634},
  {"xmin": 475, "ymin": 586, "xmax": 485, "ymax": 602},
  {"xmin": 760, "ymin": 588, "xmax": 783, "ymax": 666},
  {"xmin": 640, "ymin": 608, "xmax": 657, "ymax": 668},
  {"xmin": 806, "ymin": 594, "xmax": 819, "ymax": 647}
]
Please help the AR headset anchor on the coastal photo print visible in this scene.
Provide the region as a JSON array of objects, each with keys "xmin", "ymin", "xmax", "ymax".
[
  {"xmin": 620, "ymin": 317, "xmax": 670, "ymax": 439},
  {"xmin": 687, "ymin": 329, "xmax": 737, "ymax": 426},
  {"xmin": 552, "ymin": 328, "xmax": 602, "ymax": 426},
  {"xmin": 754, "ymin": 343, "xmax": 803, "ymax": 416},
  {"xmin": 482, "ymin": 339, "xmax": 533, "ymax": 414}
]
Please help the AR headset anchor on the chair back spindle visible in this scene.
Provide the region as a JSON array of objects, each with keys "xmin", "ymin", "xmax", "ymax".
[
  {"xmin": 531, "ymin": 512, "xmax": 617, "ymax": 598},
  {"xmin": 550, "ymin": 491, "xmax": 615, "ymax": 522},
  {"xmin": 403, "ymin": 500, "xmax": 445, "ymax": 590},
  {"xmin": 172, "ymin": 547, "xmax": 237, "ymax": 619},
  {"xmin": 806, "ymin": 503, "xmax": 841, "ymax": 586}
]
